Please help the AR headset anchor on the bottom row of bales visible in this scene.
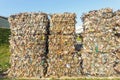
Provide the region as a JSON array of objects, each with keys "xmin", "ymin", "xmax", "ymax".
[
  {"xmin": 47, "ymin": 53, "xmax": 82, "ymax": 77},
  {"xmin": 8, "ymin": 35, "xmax": 48, "ymax": 78}
]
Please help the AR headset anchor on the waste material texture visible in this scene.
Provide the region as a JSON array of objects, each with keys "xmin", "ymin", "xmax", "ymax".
[
  {"xmin": 8, "ymin": 9, "xmax": 120, "ymax": 78},
  {"xmin": 81, "ymin": 52, "xmax": 120, "ymax": 77},
  {"xmin": 81, "ymin": 8, "xmax": 120, "ymax": 76},
  {"xmin": 50, "ymin": 13, "xmax": 76, "ymax": 35},
  {"xmin": 47, "ymin": 13, "xmax": 82, "ymax": 77},
  {"xmin": 8, "ymin": 13, "xmax": 49, "ymax": 78},
  {"xmin": 47, "ymin": 53, "xmax": 82, "ymax": 77}
]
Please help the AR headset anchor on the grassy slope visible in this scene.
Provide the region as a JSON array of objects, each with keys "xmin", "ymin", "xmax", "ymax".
[
  {"xmin": 0, "ymin": 44, "xmax": 10, "ymax": 73},
  {"xmin": 0, "ymin": 28, "xmax": 10, "ymax": 73}
]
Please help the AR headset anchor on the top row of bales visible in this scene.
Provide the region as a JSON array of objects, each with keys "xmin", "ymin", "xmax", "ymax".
[
  {"xmin": 50, "ymin": 13, "xmax": 76, "ymax": 35},
  {"xmin": 82, "ymin": 8, "xmax": 120, "ymax": 33},
  {"xmin": 9, "ymin": 12, "xmax": 76, "ymax": 36},
  {"xmin": 81, "ymin": 8, "xmax": 120, "ymax": 53},
  {"xmin": 8, "ymin": 13, "xmax": 49, "ymax": 36}
]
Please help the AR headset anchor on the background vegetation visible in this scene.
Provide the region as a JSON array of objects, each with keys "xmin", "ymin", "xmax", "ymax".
[
  {"xmin": 0, "ymin": 28, "xmax": 10, "ymax": 74},
  {"xmin": 0, "ymin": 17, "xmax": 9, "ymax": 28}
]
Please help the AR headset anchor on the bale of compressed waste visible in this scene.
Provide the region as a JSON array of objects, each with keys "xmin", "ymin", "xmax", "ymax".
[
  {"xmin": 81, "ymin": 8, "xmax": 120, "ymax": 53},
  {"xmin": 50, "ymin": 13, "xmax": 76, "ymax": 35},
  {"xmin": 49, "ymin": 35, "xmax": 75, "ymax": 55},
  {"xmin": 82, "ymin": 32, "xmax": 119, "ymax": 53},
  {"xmin": 47, "ymin": 53, "xmax": 82, "ymax": 77},
  {"xmin": 8, "ymin": 12, "xmax": 49, "ymax": 36},
  {"xmin": 81, "ymin": 52, "xmax": 119, "ymax": 77}
]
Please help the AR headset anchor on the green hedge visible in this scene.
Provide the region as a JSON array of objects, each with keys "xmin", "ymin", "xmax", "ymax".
[{"xmin": 0, "ymin": 28, "xmax": 10, "ymax": 45}]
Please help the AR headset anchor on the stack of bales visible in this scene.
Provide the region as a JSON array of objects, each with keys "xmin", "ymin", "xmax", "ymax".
[
  {"xmin": 81, "ymin": 8, "xmax": 120, "ymax": 76},
  {"xmin": 47, "ymin": 13, "xmax": 82, "ymax": 77},
  {"xmin": 112, "ymin": 10, "xmax": 120, "ymax": 74},
  {"xmin": 8, "ymin": 13, "xmax": 49, "ymax": 78}
]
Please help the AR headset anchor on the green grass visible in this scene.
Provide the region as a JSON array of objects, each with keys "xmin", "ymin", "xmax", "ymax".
[
  {"xmin": 0, "ymin": 28, "xmax": 10, "ymax": 74},
  {"xmin": 0, "ymin": 28, "xmax": 10, "ymax": 45},
  {"xmin": 0, "ymin": 44, "xmax": 10, "ymax": 73}
]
